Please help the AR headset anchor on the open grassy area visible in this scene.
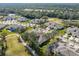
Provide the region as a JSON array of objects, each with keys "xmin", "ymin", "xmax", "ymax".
[
  {"xmin": 26, "ymin": 27, "xmax": 33, "ymax": 31},
  {"xmin": 5, "ymin": 34, "xmax": 31, "ymax": 56},
  {"xmin": 48, "ymin": 18, "xmax": 64, "ymax": 25},
  {"xmin": 0, "ymin": 29, "xmax": 14, "ymax": 37}
]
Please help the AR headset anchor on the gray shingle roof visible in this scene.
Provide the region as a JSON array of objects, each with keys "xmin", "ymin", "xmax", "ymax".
[
  {"xmin": 6, "ymin": 24, "xmax": 25, "ymax": 30},
  {"xmin": 3, "ymin": 16, "xmax": 15, "ymax": 21},
  {"xmin": 67, "ymin": 26, "xmax": 79, "ymax": 38},
  {"xmin": 38, "ymin": 34, "xmax": 48, "ymax": 45},
  {"xmin": 48, "ymin": 22, "xmax": 64, "ymax": 30},
  {"xmin": 18, "ymin": 17, "xmax": 27, "ymax": 22}
]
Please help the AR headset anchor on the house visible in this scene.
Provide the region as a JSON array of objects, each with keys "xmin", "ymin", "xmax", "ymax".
[
  {"xmin": 75, "ymin": 38, "xmax": 79, "ymax": 43},
  {"xmin": 63, "ymin": 34, "xmax": 68, "ymax": 38},
  {"xmin": 46, "ymin": 42, "xmax": 59, "ymax": 55},
  {"xmin": 56, "ymin": 25, "xmax": 64, "ymax": 30},
  {"xmin": 55, "ymin": 41, "xmax": 79, "ymax": 56},
  {"xmin": 32, "ymin": 19, "xmax": 46, "ymax": 24},
  {"xmin": 73, "ymin": 44, "xmax": 79, "ymax": 50},
  {"xmin": 6, "ymin": 24, "xmax": 25, "ymax": 32},
  {"xmin": 57, "ymin": 47, "xmax": 79, "ymax": 56},
  {"xmin": 3, "ymin": 16, "xmax": 15, "ymax": 21},
  {"xmin": 76, "ymin": 49, "xmax": 79, "ymax": 53},
  {"xmin": 18, "ymin": 17, "xmax": 27, "ymax": 22},
  {"xmin": 2, "ymin": 20, "xmax": 18, "ymax": 25},
  {"xmin": 48, "ymin": 42, "xmax": 59, "ymax": 51},
  {"xmin": 47, "ymin": 22, "xmax": 64, "ymax": 30},
  {"xmin": 60, "ymin": 37, "xmax": 68, "ymax": 43},
  {"xmin": 66, "ymin": 26, "xmax": 79, "ymax": 38},
  {"xmin": 37, "ymin": 30, "xmax": 54, "ymax": 45},
  {"xmin": 69, "ymin": 36, "xmax": 74, "ymax": 40},
  {"xmin": 8, "ymin": 14, "xmax": 16, "ymax": 17},
  {"xmin": 68, "ymin": 41, "xmax": 74, "ymax": 48},
  {"xmin": 38, "ymin": 35, "xmax": 47, "ymax": 45},
  {"xmin": 32, "ymin": 19, "xmax": 39, "ymax": 24},
  {"xmin": 0, "ymin": 24, "xmax": 7, "ymax": 30},
  {"xmin": 0, "ymin": 16, "xmax": 4, "ymax": 19}
]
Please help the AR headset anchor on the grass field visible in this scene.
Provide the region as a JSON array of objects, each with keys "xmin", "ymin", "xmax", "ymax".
[
  {"xmin": 48, "ymin": 18, "xmax": 64, "ymax": 25},
  {"xmin": 5, "ymin": 34, "xmax": 31, "ymax": 56}
]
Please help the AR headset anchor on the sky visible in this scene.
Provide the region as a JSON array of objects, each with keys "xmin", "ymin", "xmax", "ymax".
[{"xmin": 0, "ymin": 0, "xmax": 79, "ymax": 3}]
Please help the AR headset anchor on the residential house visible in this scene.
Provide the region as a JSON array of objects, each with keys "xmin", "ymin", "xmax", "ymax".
[
  {"xmin": 47, "ymin": 22, "xmax": 64, "ymax": 30},
  {"xmin": 0, "ymin": 24, "xmax": 7, "ymax": 30},
  {"xmin": 6, "ymin": 24, "xmax": 25, "ymax": 32},
  {"xmin": 18, "ymin": 17, "xmax": 27, "ymax": 22},
  {"xmin": 3, "ymin": 16, "xmax": 15, "ymax": 21}
]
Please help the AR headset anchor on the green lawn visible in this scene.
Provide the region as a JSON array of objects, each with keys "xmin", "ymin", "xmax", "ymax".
[
  {"xmin": 48, "ymin": 18, "xmax": 64, "ymax": 26},
  {"xmin": 5, "ymin": 34, "xmax": 31, "ymax": 56}
]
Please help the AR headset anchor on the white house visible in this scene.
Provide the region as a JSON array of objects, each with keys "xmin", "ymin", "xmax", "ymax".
[
  {"xmin": 75, "ymin": 38, "xmax": 79, "ymax": 43},
  {"xmin": 8, "ymin": 14, "xmax": 16, "ymax": 17}
]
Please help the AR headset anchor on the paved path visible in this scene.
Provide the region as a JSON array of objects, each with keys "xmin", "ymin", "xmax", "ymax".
[{"xmin": 19, "ymin": 35, "xmax": 38, "ymax": 56}]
